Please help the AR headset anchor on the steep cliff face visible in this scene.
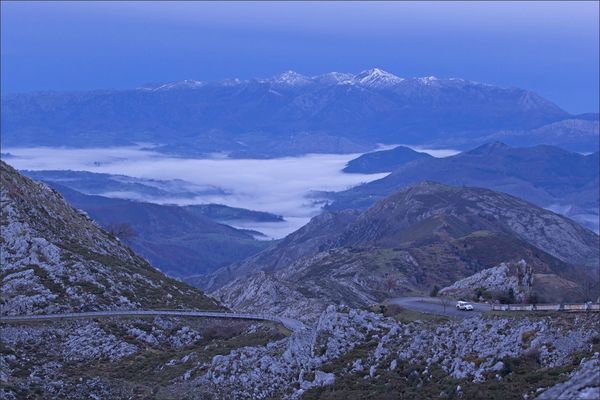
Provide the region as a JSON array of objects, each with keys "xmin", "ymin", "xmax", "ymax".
[
  {"xmin": 440, "ymin": 261, "xmax": 533, "ymax": 302},
  {"xmin": 439, "ymin": 260, "xmax": 591, "ymax": 304},
  {"xmin": 0, "ymin": 161, "xmax": 220, "ymax": 315}
]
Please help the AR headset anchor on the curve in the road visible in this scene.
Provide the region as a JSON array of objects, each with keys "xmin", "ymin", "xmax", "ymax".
[
  {"xmin": 0, "ymin": 310, "xmax": 307, "ymax": 332},
  {"xmin": 388, "ymin": 297, "xmax": 492, "ymax": 319}
]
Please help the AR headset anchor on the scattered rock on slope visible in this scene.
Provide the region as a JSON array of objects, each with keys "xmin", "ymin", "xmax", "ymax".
[{"xmin": 0, "ymin": 160, "xmax": 220, "ymax": 315}]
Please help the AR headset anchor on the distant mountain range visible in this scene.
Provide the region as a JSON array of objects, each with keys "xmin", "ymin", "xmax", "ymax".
[
  {"xmin": 333, "ymin": 142, "xmax": 599, "ymax": 233},
  {"xmin": 206, "ymin": 182, "xmax": 599, "ymax": 321},
  {"xmin": 3, "ymin": 69, "xmax": 597, "ymax": 156}
]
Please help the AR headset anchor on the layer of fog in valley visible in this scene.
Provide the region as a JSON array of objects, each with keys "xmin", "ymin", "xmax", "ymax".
[{"xmin": 3, "ymin": 145, "xmax": 409, "ymax": 238}]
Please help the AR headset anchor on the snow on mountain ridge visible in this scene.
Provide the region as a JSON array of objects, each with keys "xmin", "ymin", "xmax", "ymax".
[
  {"xmin": 136, "ymin": 69, "xmax": 511, "ymax": 91},
  {"xmin": 312, "ymin": 72, "xmax": 356, "ymax": 85},
  {"xmin": 269, "ymin": 70, "xmax": 313, "ymax": 86},
  {"xmin": 354, "ymin": 67, "xmax": 405, "ymax": 88},
  {"xmin": 140, "ymin": 79, "xmax": 204, "ymax": 91},
  {"xmin": 417, "ymin": 75, "xmax": 439, "ymax": 85}
]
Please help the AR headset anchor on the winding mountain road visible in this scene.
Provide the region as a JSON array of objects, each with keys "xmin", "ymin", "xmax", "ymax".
[
  {"xmin": 388, "ymin": 297, "xmax": 492, "ymax": 318},
  {"xmin": 0, "ymin": 310, "xmax": 307, "ymax": 332}
]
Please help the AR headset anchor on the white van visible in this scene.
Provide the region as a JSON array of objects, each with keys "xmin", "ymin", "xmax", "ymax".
[{"xmin": 456, "ymin": 301, "xmax": 474, "ymax": 311}]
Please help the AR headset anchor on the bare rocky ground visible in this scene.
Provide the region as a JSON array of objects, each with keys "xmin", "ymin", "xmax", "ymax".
[
  {"xmin": 299, "ymin": 308, "xmax": 599, "ymax": 400},
  {"xmin": 2, "ymin": 307, "xmax": 597, "ymax": 399},
  {"xmin": 0, "ymin": 316, "xmax": 286, "ymax": 399},
  {"xmin": 537, "ymin": 353, "xmax": 600, "ymax": 400}
]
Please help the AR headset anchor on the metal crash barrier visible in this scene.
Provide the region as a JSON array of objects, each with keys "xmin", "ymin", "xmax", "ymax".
[{"xmin": 492, "ymin": 303, "xmax": 600, "ymax": 312}]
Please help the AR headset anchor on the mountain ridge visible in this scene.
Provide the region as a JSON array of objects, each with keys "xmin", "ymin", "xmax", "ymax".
[
  {"xmin": 211, "ymin": 182, "xmax": 599, "ymax": 321},
  {"xmin": 332, "ymin": 142, "xmax": 599, "ymax": 232},
  {"xmin": 137, "ymin": 68, "xmax": 499, "ymax": 91},
  {"xmin": 195, "ymin": 182, "xmax": 599, "ymax": 297},
  {"xmin": 4, "ymin": 69, "xmax": 593, "ymax": 158}
]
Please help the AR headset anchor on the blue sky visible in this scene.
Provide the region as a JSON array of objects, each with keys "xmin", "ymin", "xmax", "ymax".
[{"xmin": 1, "ymin": 1, "xmax": 598, "ymax": 113}]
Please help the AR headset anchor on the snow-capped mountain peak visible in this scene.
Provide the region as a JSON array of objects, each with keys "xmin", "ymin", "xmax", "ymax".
[
  {"xmin": 417, "ymin": 76, "xmax": 439, "ymax": 85},
  {"xmin": 140, "ymin": 79, "xmax": 204, "ymax": 91},
  {"xmin": 216, "ymin": 78, "xmax": 244, "ymax": 86},
  {"xmin": 269, "ymin": 70, "xmax": 312, "ymax": 86},
  {"xmin": 312, "ymin": 72, "xmax": 355, "ymax": 85},
  {"xmin": 354, "ymin": 68, "xmax": 404, "ymax": 88}
]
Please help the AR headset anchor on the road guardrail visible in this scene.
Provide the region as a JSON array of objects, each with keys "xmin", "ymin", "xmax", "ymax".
[
  {"xmin": 0, "ymin": 310, "xmax": 307, "ymax": 332},
  {"xmin": 491, "ymin": 303, "xmax": 600, "ymax": 312}
]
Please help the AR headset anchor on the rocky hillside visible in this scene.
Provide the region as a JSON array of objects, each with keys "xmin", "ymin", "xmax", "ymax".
[
  {"xmin": 1, "ymin": 172, "xmax": 597, "ymax": 399},
  {"xmin": 537, "ymin": 353, "xmax": 600, "ymax": 400},
  {"xmin": 209, "ymin": 183, "xmax": 598, "ymax": 321},
  {"xmin": 215, "ymin": 237, "xmax": 594, "ymax": 323},
  {"xmin": 332, "ymin": 182, "xmax": 598, "ymax": 266},
  {"xmin": 0, "ymin": 160, "xmax": 221, "ymax": 315},
  {"xmin": 4, "ymin": 304, "xmax": 596, "ymax": 399},
  {"xmin": 205, "ymin": 182, "xmax": 598, "ymax": 288},
  {"xmin": 3, "ymin": 162, "xmax": 597, "ymax": 399},
  {"xmin": 0, "ymin": 160, "xmax": 295, "ymax": 400},
  {"xmin": 1, "ymin": 313, "xmax": 285, "ymax": 398},
  {"xmin": 439, "ymin": 260, "xmax": 590, "ymax": 304},
  {"xmin": 214, "ymin": 248, "xmax": 425, "ymax": 322},
  {"xmin": 440, "ymin": 261, "xmax": 534, "ymax": 302},
  {"xmin": 302, "ymin": 308, "xmax": 599, "ymax": 400}
]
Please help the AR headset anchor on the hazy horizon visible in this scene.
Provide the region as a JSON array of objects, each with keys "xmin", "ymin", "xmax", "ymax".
[{"xmin": 2, "ymin": 1, "xmax": 599, "ymax": 113}]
